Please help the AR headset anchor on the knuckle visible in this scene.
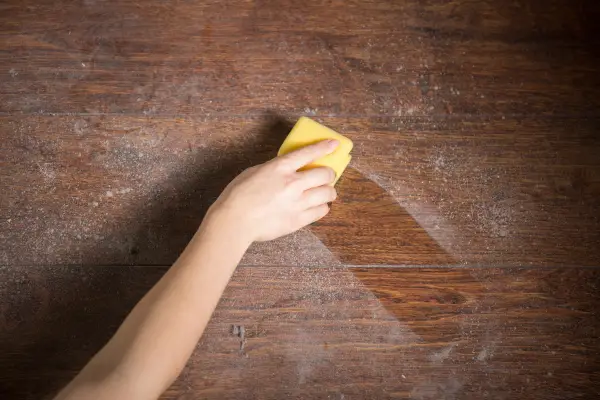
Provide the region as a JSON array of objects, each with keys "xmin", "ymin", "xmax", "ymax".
[
  {"xmin": 287, "ymin": 175, "xmax": 304, "ymax": 190},
  {"xmin": 270, "ymin": 158, "xmax": 285, "ymax": 169},
  {"xmin": 273, "ymin": 161, "xmax": 292, "ymax": 175}
]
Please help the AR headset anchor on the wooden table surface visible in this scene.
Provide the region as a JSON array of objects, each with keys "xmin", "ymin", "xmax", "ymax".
[{"xmin": 1, "ymin": 0, "xmax": 599, "ymax": 399}]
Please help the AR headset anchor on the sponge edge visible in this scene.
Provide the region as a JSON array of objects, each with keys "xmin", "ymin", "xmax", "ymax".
[{"xmin": 278, "ymin": 117, "xmax": 353, "ymax": 185}]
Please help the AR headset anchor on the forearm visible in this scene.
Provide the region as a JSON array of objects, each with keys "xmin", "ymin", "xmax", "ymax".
[
  {"xmin": 57, "ymin": 212, "xmax": 250, "ymax": 399},
  {"xmin": 56, "ymin": 140, "xmax": 338, "ymax": 400}
]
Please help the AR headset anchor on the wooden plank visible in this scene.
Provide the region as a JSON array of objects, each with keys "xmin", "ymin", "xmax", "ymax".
[
  {"xmin": 1, "ymin": 0, "xmax": 599, "ymax": 116},
  {"xmin": 0, "ymin": 266, "xmax": 598, "ymax": 399},
  {"xmin": 1, "ymin": 2, "xmax": 599, "ymax": 399},
  {"xmin": 1, "ymin": 115, "xmax": 599, "ymax": 267}
]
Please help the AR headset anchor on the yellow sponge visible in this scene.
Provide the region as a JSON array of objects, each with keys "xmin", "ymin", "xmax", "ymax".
[{"xmin": 277, "ymin": 117, "xmax": 353, "ymax": 185}]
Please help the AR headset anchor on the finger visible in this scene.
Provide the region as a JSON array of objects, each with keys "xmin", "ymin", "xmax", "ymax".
[
  {"xmin": 279, "ymin": 139, "xmax": 339, "ymax": 171},
  {"xmin": 302, "ymin": 185, "xmax": 337, "ymax": 208},
  {"xmin": 298, "ymin": 204, "xmax": 330, "ymax": 226},
  {"xmin": 295, "ymin": 167, "xmax": 336, "ymax": 189}
]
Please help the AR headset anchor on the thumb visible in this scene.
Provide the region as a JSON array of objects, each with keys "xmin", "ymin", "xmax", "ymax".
[{"xmin": 278, "ymin": 140, "xmax": 339, "ymax": 171}]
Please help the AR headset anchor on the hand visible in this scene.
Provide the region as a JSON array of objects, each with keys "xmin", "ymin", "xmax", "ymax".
[{"xmin": 206, "ymin": 139, "xmax": 339, "ymax": 243}]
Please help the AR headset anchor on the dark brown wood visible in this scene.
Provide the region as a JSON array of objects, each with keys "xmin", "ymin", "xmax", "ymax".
[
  {"xmin": 2, "ymin": 0, "xmax": 600, "ymax": 398},
  {"xmin": 1, "ymin": 1, "xmax": 599, "ymax": 116},
  {"xmin": 0, "ymin": 266, "xmax": 598, "ymax": 399},
  {"xmin": 1, "ymin": 116, "xmax": 598, "ymax": 267}
]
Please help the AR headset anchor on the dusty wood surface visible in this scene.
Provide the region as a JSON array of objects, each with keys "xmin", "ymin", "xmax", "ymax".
[
  {"xmin": 2, "ymin": 1, "xmax": 600, "ymax": 117},
  {"xmin": 1, "ymin": 0, "xmax": 600, "ymax": 399},
  {"xmin": 0, "ymin": 266, "xmax": 599, "ymax": 399},
  {"xmin": 1, "ymin": 115, "xmax": 599, "ymax": 267}
]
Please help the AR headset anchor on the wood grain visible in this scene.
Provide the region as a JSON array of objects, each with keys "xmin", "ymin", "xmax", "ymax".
[
  {"xmin": 1, "ymin": 0, "xmax": 600, "ymax": 398},
  {"xmin": 0, "ymin": 266, "xmax": 598, "ymax": 399},
  {"xmin": 1, "ymin": 115, "xmax": 598, "ymax": 267},
  {"xmin": 1, "ymin": 0, "xmax": 599, "ymax": 116}
]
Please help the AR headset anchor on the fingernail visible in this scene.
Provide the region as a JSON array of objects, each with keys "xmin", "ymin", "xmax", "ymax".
[
  {"xmin": 330, "ymin": 169, "xmax": 337, "ymax": 182},
  {"xmin": 327, "ymin": 139, "xmax": 339, "ymax": 152}
]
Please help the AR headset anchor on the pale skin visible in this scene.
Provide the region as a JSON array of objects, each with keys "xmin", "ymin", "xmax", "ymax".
[{"xmin": 55, "ymin": 139, "xmax": 340, "ymax": 400}]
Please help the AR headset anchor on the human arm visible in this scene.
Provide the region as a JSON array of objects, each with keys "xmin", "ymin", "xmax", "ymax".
[{"xmin": 55, "ymin": 139, "xmax": 339, "ymax": 400}]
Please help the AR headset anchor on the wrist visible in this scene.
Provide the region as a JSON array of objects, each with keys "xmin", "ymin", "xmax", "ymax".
[
  {"xmin": 198, "ymin": 206, "xmax": 254, "ymax": 250},
  {"xmin": 175, "ymin": 209, "xmax": 251, "ymax": 271}
]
